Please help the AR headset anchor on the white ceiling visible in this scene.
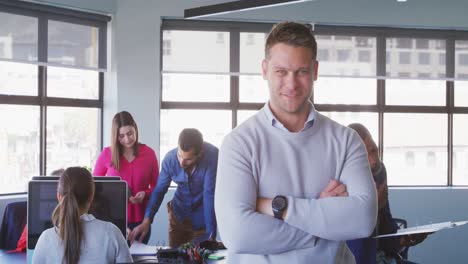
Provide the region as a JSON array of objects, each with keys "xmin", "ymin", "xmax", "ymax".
[
  {"xmin": 186, "ymin": 0, "xmax": 468, "ymax": 30},
  {"xmin": 32, "ymin": 0, "xmax": 468, "ymax": 30}
]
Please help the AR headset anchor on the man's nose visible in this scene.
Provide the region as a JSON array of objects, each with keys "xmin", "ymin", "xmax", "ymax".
[{"xmin": 284, "ymin": 72, "xmax": 299, "ymax": 89}]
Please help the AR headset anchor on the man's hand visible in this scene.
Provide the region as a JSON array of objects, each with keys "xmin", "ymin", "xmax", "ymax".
[
  {"xmin": 319, "ymin": 179, "xmax": 348, "ymax": 198},
  {"xmin": 256, "ymin": 197, "xmax": 273, "ymax": 216},
  {"xmin": 128, "ymin": 218, "xmax": 151, "ymax": 243},
  {"xmin": 129, "ymin": 191, "xmax": 146, "ymax": 204},
  {"xmin": 400, "ymin": 232, "xmax": 431, "ymax": 247}
]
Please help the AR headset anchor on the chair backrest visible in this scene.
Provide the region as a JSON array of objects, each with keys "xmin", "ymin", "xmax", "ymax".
[
  {"xmin": 0, "ymin": 201, "xmax": 27, "ymax": 250},
  {"xmin": 392, "ymin": 218, "xmax": 409, "ymax": 260}
]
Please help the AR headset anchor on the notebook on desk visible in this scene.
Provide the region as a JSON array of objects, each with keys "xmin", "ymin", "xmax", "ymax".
[{"xmin": 129, "ymin": 241, "xmax": 159, "ymax": 256}]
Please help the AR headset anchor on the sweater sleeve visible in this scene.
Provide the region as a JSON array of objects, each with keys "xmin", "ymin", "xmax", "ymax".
[
  {"xmin": 215, "ymin": 134, "xmax": 316, "ymax": 254},
  {"xmin": 144, "ymin": 147, "xmax": 160, "ymax": 201},
  {"xmin": 203, "ymin": 148, "xmax": 218, "ymax": 238},
  {"xmin": 144, "ymin": 154, "xmax": 172, "ymax": 221},
  {"xmin": 284, "ymin": 132, "xmax": 378, "ymax": 241},
  {"xmin": 93, "ymin": 148, "xmax": 109, "ymax": 176},
  {"xmin": 111, "ymin": 224, "xmax": 133, "ymax": 263},
  {"xmin": 32, "ymin": 230, "xmax": 49, "ymax": 264}
]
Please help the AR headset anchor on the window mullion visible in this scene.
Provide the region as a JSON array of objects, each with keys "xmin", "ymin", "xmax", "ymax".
[
  {"xmin": 230, "ymin": 29, "xmax": 240, "ymax": 129},
  {"xmin": 447, "ymin": 38, "xmax": 455, "ymax": 186},
  {"xmin": 376, "ymin": 35, "xmax": 386, "ymax": 159},
  {"xmin": 38, "ymin": 15, "xmax": 47, "ymax": 175}
]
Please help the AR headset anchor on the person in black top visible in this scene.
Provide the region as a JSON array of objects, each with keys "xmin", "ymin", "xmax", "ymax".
[{"xmin": 347, "ymin": 123, "xmax": 430, "ymax": 264}]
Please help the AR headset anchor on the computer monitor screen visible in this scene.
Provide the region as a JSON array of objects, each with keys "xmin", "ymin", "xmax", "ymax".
[
  {"xmin": 31, "ymin": 176, "xmax": 121, "ymax": 181},
  {"xmin": 27, "ymin": 180, "xmax": 127, "ymax": 249}
]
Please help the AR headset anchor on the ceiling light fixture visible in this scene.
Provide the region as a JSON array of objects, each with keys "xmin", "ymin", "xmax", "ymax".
[{"xmin": 184, "ymin": 0, "xmax": 315, "ymax": 19}]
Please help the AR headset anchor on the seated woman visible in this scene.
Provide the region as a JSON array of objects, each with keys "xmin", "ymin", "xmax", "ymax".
[{"xmin": 33, "ymin": 167, "xmax": 132, "ymax": 264}]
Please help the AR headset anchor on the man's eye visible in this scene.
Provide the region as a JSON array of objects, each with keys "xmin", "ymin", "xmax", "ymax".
[{"xmin": 276, "ymin": 70, "xmax": 286, "ymax": 75}]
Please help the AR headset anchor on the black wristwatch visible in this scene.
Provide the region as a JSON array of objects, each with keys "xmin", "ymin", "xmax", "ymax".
[{"xmin": 272, "ymin": 195, "xmax": 288, "ymax": 220}]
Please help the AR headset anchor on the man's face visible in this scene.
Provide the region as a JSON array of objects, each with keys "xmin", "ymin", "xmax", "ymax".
[
  {"xmin": 363, "ymin": 136, "xmax": 380, "ymax": 173},
  {"xmin": 262, "ymin": 43, "xmax": 318, "ymax": 119},
  {"xmin": 177, "ymin": 147, "xmax": 199, "ymax": 170}
]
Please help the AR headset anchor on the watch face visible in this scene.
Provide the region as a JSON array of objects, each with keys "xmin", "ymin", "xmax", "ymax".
[{"xmin": 272, "ymin": 196, "xmax": 287, "ymax": 210}]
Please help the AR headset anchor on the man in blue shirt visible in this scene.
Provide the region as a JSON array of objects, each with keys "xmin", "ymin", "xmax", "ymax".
[{"xmin": 129, "ymin": 128, "xmax": 218, "ymax": 247}]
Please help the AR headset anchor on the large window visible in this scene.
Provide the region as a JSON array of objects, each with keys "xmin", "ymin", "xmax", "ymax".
[
  {"xmin": 0, "ymin": 1, "xmax": 109, "ymax": 194},
  {"xmin": 384, "ymin": 114, "xmax": 447, "ymax": 185},
  {"xmin": 160, "ymin": 21, "xmax": 272, "ymax": 161},
  {"xmin": 161, "ymin": 20, "xmax": 468, "ymax": 187}
]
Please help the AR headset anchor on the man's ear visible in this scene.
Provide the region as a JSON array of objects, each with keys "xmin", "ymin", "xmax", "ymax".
[
  {"xmin": 313, "ymin": 60, "xmax": 319, "ymax": 81},
  {"xmin": 262, "ymin": 59, "xmax": 268, "ymax": 80}
]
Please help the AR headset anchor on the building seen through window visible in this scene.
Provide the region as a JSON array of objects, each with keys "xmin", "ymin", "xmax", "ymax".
[
  {"xmin": 0, "ymin": 4, "xmax": 107, "ymax": 194},
  {"xmin": 160, "ymin": 20, "xmax": 468, "ymax": 187}
]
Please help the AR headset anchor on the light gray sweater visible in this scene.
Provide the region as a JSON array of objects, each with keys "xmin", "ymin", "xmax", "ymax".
[
  {"xmin": 215, "ymin": 105, "xmax": 377, "ymax": 264},
  {"xmin": 32, "ymin": 214, "xmax": 133, "ymax": 264}
]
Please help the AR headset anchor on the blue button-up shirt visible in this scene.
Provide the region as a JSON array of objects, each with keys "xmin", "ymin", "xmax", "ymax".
[{"xmin": 145, "ymin": 142, "xmax": 218, "ymax": 237}]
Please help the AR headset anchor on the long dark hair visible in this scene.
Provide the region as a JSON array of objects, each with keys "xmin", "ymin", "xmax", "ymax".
[
  {"xmin": 110, "ymin": 111, "xmax": 139, "ymax": 171},
  {"xmin": 52, "ymin": 167, "xmax": 95, "ymax": 264}
]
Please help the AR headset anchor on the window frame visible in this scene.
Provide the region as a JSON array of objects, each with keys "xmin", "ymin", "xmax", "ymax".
[
  {"xmin": 161, "ymin": 20, "xmax": 468, "ymax": 187},
  {"xmin": 0, "ymin": 1, "xmax": 109, "ymax": 195}
]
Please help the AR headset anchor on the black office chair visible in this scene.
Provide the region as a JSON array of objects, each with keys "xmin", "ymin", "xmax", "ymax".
[{"xmin": 0, "ymin": 201, "xmax": 27, "ymax": 250}]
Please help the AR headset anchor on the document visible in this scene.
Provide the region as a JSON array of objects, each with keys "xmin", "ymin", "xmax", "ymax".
[
  {"xmin": 129, "ymin": 241, "xmax": 158, "ymax": 256},
  {"xmin": 374, "ymin": 220, "xmax": 468, "ymax": 238}
]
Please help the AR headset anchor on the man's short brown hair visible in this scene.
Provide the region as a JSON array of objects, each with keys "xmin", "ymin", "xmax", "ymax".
[
  {"xmin": 178, "ymin": 128, "xmax": 204, "ymax": 155},
  {"xmin": 265, "ymin": 21, "xmax": 317, "ymax": 60}
]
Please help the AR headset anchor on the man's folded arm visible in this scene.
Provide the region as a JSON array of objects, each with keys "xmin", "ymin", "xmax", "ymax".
[
  {"xmin": 284, "ymin": 136, "xmax": 378, "ymax": 241},
  {"xmin": 215, "ymin": 135, "xmax": 316, "ymax": 254}
]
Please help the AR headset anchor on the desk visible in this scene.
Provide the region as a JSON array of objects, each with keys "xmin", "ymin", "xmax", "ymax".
[
  {"xmin": 132, "ymin": 250, "xmax": 226, "ymax": 263},
  {"xmin": 0, "ymin": 249, "xmax": 226, "ymax": 264},
  {"xmin": 0, "ymin": 249, "xmax": 26, "ymax": 264}
]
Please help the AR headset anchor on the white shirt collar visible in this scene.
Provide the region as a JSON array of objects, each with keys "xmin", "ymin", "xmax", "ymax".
[{"xmin": 80, "ymin": 213, "xmax": 96, "ymax": 221}]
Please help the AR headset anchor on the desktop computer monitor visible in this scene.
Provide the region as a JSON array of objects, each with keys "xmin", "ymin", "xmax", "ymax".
[{"xmin": 27, "ymin": 180, "xmax": 127, "ymax": 250}]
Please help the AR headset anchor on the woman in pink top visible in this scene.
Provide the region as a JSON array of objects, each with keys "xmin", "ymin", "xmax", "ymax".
[{"xmin": 93, "ymin": 111, "xmax": 159, "ymax": 243}]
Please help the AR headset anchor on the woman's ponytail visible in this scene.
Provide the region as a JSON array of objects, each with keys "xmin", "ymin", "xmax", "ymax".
[{"xmin": 52, "ymin": 167, "xmax": 94, "ymax": 264}]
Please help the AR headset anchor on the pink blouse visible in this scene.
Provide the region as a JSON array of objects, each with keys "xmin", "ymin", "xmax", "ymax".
[{"xmin": 93, "ymin": 144, "xmax": 159, "ymax": 223}]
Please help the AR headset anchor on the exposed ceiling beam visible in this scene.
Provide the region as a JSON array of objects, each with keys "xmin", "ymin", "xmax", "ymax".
[{"xmin": 184, "ymin": 0, "xmax": 314, "ymax": 19}]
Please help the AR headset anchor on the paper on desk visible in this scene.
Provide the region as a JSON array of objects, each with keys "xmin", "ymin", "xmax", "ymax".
[
  {"xmin": 374, "ymin": 220, "xmax": 468, "ymax": 238},
  {"xmin": 209, "ymin": 250, "xmax": 227, "ymax": 258},
  {"xmin": 129, "ymin": 241, "xmax": 158, "ymax": 256}
]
